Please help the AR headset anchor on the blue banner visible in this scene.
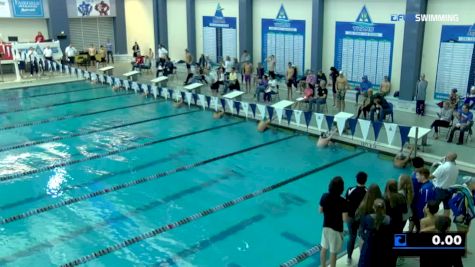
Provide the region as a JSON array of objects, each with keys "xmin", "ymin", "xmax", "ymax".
[
  {"xmin": 12, "ymin": 0, "xmax": 44, "ymax": 17},
  {"xmin": 334, "ymin": 6, "xmax": 395, "ymax": 87},
  {"xmin": 262, "ymin": 4, "xmax": 305, "ymax": 76},
  {"xmin": 434, "ymin": 25, "xmax": 475, "ymax": 99}
]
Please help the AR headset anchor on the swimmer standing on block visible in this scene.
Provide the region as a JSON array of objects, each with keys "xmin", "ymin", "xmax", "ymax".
[
  {"xmin": 317, "ymin": 128, "xmax": 337, "ymax": 148},
  {"xmin": 257, "ymin": 119, "xmax": 271, "ymax": 132}
]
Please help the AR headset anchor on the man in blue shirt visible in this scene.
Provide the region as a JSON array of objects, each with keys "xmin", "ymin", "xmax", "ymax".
[
  {"xmin": 356, "ymin": 75, "xmax": 372, "ymax": 105},
  {"xmin": 448, "ymin": 104, "xmax": 473, "ymax": 145}
]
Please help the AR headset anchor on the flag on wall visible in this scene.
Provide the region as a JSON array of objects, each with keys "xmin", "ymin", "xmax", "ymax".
[
  {"xmin": 372, "ymin": 121, "xmax": 383, "ymax": 141},
  {"xmin": 77, "ymin": 0, "xmax": 111, "ymax": 17},
  {"xmin": 275, "ymin": 108, "xmax": 283, "ymax": 124},
  {"xmin": 294, "ymin": 110, "xmax": 302, "ymax": 127},
  {"xmin": 335, "ymin": 116, "xmax": 348, "ymax": 136},
  {"xmin": 285, "ymin": 109, "xmax": 293, "ymax": 125},
  {"xmin": 304, "ymin": 111, "xmax": 312, "ymax": 129},
  {"xmin": 241, "ymin": 102, "xmax": 249, "ymax": 118}
]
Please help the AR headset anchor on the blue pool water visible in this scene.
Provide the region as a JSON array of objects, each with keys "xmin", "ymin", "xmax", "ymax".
[{"xmin": 0, "ymin": 81, "xmax": 407, "ymax": 266}]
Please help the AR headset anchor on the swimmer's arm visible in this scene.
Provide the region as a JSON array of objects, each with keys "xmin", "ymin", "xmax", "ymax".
[
  {"xmin": 342, "ymin": 212, "xmax": 349, "ymax": 222},
  {"xmin": 319, "ymin": 206, "xmax": 323, "ymax": 213}
]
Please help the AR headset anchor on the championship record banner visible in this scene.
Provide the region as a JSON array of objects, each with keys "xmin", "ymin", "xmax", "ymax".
[
  {"xmin": 262, "ymin": 4, "xmax": 305, "ymax": 76},
  {"xmin": 202, "ymin": 4, "xmax": 237, "ymax": 63},
  {"xmin": 334, "ymin": 6, "xmax": 395, "ymax": 87}
]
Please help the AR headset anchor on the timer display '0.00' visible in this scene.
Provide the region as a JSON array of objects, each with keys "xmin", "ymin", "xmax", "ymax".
[{"xmin": 393, "ymin": 233, "xmax": 466, "ymax": 256}]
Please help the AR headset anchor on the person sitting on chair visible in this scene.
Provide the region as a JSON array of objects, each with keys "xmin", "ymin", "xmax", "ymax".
[
  {"xmin": 255, "ymin": 74, "xmax": 269, "ymax": 101},
  {"xmin": 131, "ymin": 53, "xmax": 144, "ymax": 71},
  {"xmin": 162, "ymin": 56, "xmax": 174, "ymax": 77},
  {"xmin": 228, "ymin": 67, "xmax": 240, "ymax": 91},
  {"xmin": 310, "ymin": 80, "xmax": 328, "ymax": 112},
  {"xmin": 430, "ymin": 101, "xmax": 453, "ymax": 139},
  {"xmin": 263, "ymin": 74, "xmax": 278, "ymax": 102},
  {"xmin": 447, "ymin": 104, "xmax": 473, "ymax": 145},
  {"xmin": 356, "ymin": 75, "xmax": 373, "ymax": 105},
  {"xmin": 369, "ymin": 94, "xmax": 391, "ymax": 122},
  {"xmin": 464, "ymin": 86, "xmax": 475, "ymax": 109},
  {"xmin": 356, "ymin": 89, "xmax": 374, "ymax": 119}
]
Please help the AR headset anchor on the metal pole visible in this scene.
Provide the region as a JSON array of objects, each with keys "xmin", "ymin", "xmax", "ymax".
[
  {"xmin": 414, "ymin": 127, "xmax": 419, "ymax": 157},
  {"xmin": 0, "ymin": 58, "xmax": 4, "ymax": 82}
]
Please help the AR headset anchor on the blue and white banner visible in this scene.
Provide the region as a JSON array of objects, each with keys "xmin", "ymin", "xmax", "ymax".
[
  {"xmin": 435, "ymin": 25, "xmax": 475, "ymax": 99},
  {"xmin": 203, "ymin": 4, "xmax": 237, "ymax": 62},
  {"xmin": 12, "ymin": 0, "xmax": 43, "ymax": 17},
  {"xmin": 335, "ymin": 116, "xmax": 348, "ymax": 136},
  {"xmin": 334, "ymin": 6, "xmax": 395, "ymax": 86},
  {"xmin": 262, "ymin": 4, "xmax": 305, "ymax": 75},
  {"xmin": 77, "ymin": 0, "xmax": 111, "ymax": 17},
  {"xmin": 315, "ymin": 113, "xmax": 324, "ymax": 131},
  {"xmin": 257, "ymin": 104, "xmax": 266, "ymax": 120},
  {"xmin": 384, "ymin": 122, "xmax": 397, "ymax": 145},
  {"xmin": 241, "ymin": 102, "xmax": 249, "ymax": 118},
  {"xmin": 198, "ymin": 94, "xmax": 206, "ymax": 110},
  {"xmin": 152, "ymin": 85, "xmax": 158, "ymax": 98},
  {"xmin": 358, "ymin": 119, "xmax": 371, "ymax": 142},
  {"xmin": 212, "ymin": 96, "xmax": 219, "ymax": 111},
  {"xmin": 226, "ymin": 98, "xmax": 234, "ymax": 114},
  {"xmin": 293, "ymin": 110, "xmax": 302, "ymax": 127},
  {"xmin": 275, "ymin": 108, "xmax": 284, "ymax": 124},
  {"xmin": 185, "ymin": 92, "xmax": 192, "ymax": 107}
]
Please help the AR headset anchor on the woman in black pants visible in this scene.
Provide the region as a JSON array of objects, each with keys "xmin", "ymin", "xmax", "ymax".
[{"xmin": 430, "ymin": 101, "xmax": 453, "ymax": 139}]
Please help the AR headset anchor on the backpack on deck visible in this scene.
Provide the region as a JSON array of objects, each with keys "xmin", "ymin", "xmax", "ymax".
[{"xmin": 448, "ymin": 185, "xmax": 475, "ymax": 225}]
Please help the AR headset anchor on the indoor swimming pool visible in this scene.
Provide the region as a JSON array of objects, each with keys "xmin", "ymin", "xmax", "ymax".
[{"xmin": 0, "ymin": 81, "xmax": 408, "ymax": 266}]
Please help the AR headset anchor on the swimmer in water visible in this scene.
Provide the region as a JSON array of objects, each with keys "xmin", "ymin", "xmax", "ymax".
[
  {"xmin": 173, "ymin": 98, "xmax": 184, "ymax": 108},
  {"xmin": 317, "ymin": 128, "xmax": 337, "ymax": 148},
  {"xmin": 257, "ymin": 119, "xmax": 271, "ymax": 132},
  {"xmin": 112, "ymin": 85, "xmax": 123, "ymax": 92},
  {"xmin": 213, "ymin": 111, "xmax": 225, "ymax": 119},
  {"xmin": 393, "ymin": 147, "xmax": 414, "ymax": 168}
]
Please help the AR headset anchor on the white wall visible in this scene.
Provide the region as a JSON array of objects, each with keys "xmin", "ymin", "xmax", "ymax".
[
  {"xmin": 0, "ymin": 18, "xmax": 49, "ymax": 42},
  {"xmin": 421, "ymin": 0, "xmax": 475, "ymax": 102},
  {"xmin": 322, "ymin": 0, "xmax": 406, "ymax": 92},
  {"xmin": 124, "ymin": 0, "xmax": 155, "ymax": 57},
  {"xmin": 195, "ymin": 0, "xmax": 239, "ymax": 59},
  {"xmin": 252, "ymin": 0, "xmax": 313, "ymax": 70},
  {"xmin": 167, "ymin": 0, "xmax": 187, "ymax": 60}
]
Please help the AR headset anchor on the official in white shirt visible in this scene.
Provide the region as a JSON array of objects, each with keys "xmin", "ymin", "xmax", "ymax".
[
  {"xmin": 430, "ymin": 152, "xmax": 459, "ymax": 216},
  {"xmin": 157, "ymin": 44, "xmax": 168, "ymax": 67},
  {"xmin": 65, "ymin": 44, "xmax": 77, "ymax": 65},
  {"xmin": 27, "ymin": 47, "xmax": 39, "ymax": 76},
  {"xmin": 43, "ymin": 46, "xmax": 53, "ymax": 61}
]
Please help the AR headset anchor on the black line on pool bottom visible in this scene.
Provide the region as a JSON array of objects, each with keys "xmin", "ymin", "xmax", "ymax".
[
  {"xmin": 0, "ymin": 120, "xmax": 243, "ymax": 183},
  {"xmin": 0, "ymin": 108, "xmax": 197, "ymax": 153},
  {"xmin": 0, "ymin": 100, "xmax": 159, "ymax": 132},
  {"xmin": 60, "ymin": 150, "xmax": 364, "ymax": 267},
  {"xmin": 0, "ymin": 134, "xmax": 296, "ymax": 225},
  {"xmin": 0, "ymin": 169, "xmax": 244, "ymax": 263},
  {"xmin": 0, "ymin": 85, "xmax": 108, "ymax": 102},
  {"xmin": 0, "ymin": 92, "xmax": 132, "ymax": 115},
  {"xmin": 280, "ymin": 244, "xmax": 323, "ymax": 267}
]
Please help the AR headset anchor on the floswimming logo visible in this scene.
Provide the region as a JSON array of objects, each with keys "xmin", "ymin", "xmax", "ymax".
[{"xmin": 391, "ymin": 13, "xmax": 459, "ymax": 22}]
